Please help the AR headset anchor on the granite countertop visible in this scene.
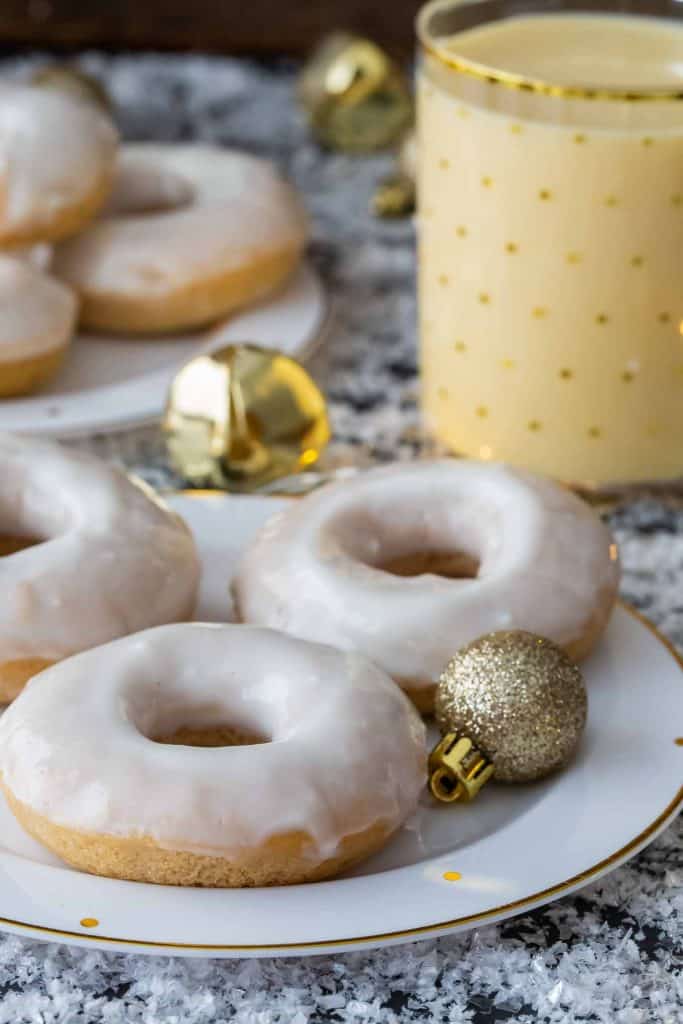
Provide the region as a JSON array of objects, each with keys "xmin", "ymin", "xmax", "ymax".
[{"xmin": 0, "ymin": 52, "xmax": 682, "ymax": 1024}]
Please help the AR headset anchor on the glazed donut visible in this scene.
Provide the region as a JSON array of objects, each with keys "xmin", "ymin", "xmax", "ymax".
[
  {"xmin": 0, "ymin": 624, "xmax": 426, "ymax": 886},
  {"xmin": 0, "ymin": 434, "xmax": 200, "ymax": 702},
  {"xmin": 0, "ymin": 84, "xmax": 118, "ymax": 246},
  {"xmin": 53, "ymin": 145, "xmax": 308, "ymax": 334},
  {"xmin": 0, "ymin": 256, "xmax": 77, "ymax": 397},
  {"xmin": 233, "ymin": 460, "xmax": 620, "ymax": 711}
]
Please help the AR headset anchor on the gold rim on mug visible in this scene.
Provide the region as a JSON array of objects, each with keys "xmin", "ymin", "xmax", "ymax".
[
  {"xmin": 417, "ymin": 0, "xmax": 683, "ymax": 102},
  {"xmin": 0, "ymin": 600, "xmax": 680, "ymax": 952}
]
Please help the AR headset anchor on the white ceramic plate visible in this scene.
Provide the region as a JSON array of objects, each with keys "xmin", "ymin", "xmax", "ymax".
[
  {"xmin": 0, "ymin": 264, "xmax": 326, "ymax": 439},
  {"xmin": 0, "ymin": 492, "xmax": 681, "ymax": 958}
]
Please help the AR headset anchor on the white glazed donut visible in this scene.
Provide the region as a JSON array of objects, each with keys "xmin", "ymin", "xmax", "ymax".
[
  {"xmin": 0, "ymin": 84, "xmax": 118, "ymax": 246},
  {"xmin": 0, "ymin": 434, "xmax": 200, "ymax": 702},
  {"xmin": 0, "ymin": 255, "xmax": 77, "ymax": 397},
  {"xmin": 53, "ymin": 144, "xmax": 309, "ymax": 334},
  {"xmin": 234, "ymin": 460, "xmax": 620, "ymax": 711},
  {"xmin": 0, "ymin": 623, "xmax": 426, "ymax": 886}
]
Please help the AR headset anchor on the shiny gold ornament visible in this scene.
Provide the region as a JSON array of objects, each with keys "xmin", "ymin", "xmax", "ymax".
[
  {"xmin": 164, "ymin": 344, "xmax": 330, "ymax": 493},
  {"xmin": 30, "ymin": 65, "xmax": 113, "ymax": 114},
  {"xmin": 431, "ymin": 631, "xmax": 587, "ymax": 797},
  {"xmin": 298, "ymin": 33, "xmax": 413, "ymax": 152},
  {"xmin": 428, "ymin": 734, "xmax": 495, "ymax": 803},
  {"xmin": 372, "ymin": 173, "xmax": 415, "ymax": 219}
]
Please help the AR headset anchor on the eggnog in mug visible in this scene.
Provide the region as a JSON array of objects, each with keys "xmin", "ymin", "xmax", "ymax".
[{"xmin": 417, "ymin": 1, "xmax": 683, "ymax": 485}]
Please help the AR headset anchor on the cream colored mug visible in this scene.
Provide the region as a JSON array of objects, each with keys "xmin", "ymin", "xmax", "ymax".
[{"xmin": 417, "ymin": 0, "xmax": 683, "ymax": 486}]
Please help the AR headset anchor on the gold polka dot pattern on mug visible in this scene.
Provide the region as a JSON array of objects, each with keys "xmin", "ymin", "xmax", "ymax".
[{"xmin": 420, "ymin": 67, "xmax": 683, "ymax": 475}]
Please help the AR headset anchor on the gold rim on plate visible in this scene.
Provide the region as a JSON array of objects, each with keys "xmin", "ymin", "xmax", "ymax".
[{"xmin": 0, "ymin": 602, "xmax": 680, "ymax": 952}]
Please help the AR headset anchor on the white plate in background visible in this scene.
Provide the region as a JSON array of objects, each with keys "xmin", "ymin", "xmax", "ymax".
[{"xmin": 0, "ymin": 264, "xmax": 326, "ymax": 439}]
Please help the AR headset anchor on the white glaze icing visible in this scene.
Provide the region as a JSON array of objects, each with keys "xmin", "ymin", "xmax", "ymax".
[
  {"xmin": 234, "ymin": 460, "xmax": 621, "ymax": 690},
  {"xmin": 0, "ymin": 255, "xmax": 77, "ymax": 361},
  {"xmin": 0, "ymin": 434, "xmax": 200, "ymax": 664},
  {"xmin": 103, "ymin": 151, "xmax": 195, "ymax": 215},
  {"xmin": 0, "ymin": 623, "xmax": 426, "ymax": 858},
  {"xmin": 0, "ymin": 84, "xmax": 118, "ymax": 240},
  {"xmin": 53, "ymin": 144, "xmax": 308, "ymax": 300}
]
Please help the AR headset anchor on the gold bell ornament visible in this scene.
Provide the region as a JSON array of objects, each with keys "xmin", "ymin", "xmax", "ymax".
[
  {"xmin": 298, "ymin": 33, "xmax": 413, "ymax": 152},
  {"xmin": 371, "ymin": 130, "xmax": 417, "ymax": 219},
  {"xmin": 164, "ymin": 344, "xmax": 330, "ymax": 493},
  {"xmin": 429, "ymin": 631, "xmax": 588, "ymax": 803},
  {"xmin": 31, "ymin": 65, "xmax": 113, "ymax": 114}
]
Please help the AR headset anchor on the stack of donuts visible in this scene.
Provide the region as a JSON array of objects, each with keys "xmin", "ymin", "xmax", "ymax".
[
  {"xmin": 0, "ymin": 76, "xmax": 308, "ymax": 398},
  {"xmin": 0, "ymin": 436, "xmax": 620, "ymax": 887}
]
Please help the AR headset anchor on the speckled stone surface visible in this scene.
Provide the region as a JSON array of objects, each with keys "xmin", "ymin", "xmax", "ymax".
[{"xmin": 0, "ymin": 52, "xmax": 681, "ymax": 1024}]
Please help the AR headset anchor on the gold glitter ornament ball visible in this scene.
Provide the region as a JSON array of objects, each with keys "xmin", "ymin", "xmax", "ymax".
[{"xmin": 435, "ymin": 631, "xmax": 587, "ymax": 783}]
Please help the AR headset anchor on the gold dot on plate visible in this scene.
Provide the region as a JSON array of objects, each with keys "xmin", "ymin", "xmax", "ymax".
[
  {"xmin": 532, "ymin": 306, "xmax": 549, "ymax": 319},
  {"xmin": 509, "ymin": 123, "xmax": 523, "ymax": 134},
  {"xmin": 478, "ymin": 292, "xmax": 491, "ymax": 305},
  {"xmin": 675, "ymin": 738, "xmax": 683, "ymax": 747},
  {"xmin": 456, "ymin": 106, "xmax": 470, "ymax": 119},
  {"xmin": 587, "ymin": 426, "xmax": 602, "ymax": 439},
  {"xmin": 604, "ymin": 195, "xmax": 619, "ymax": 207},
  {"xmin": 500, "ymin": 358, "xmax": 516, "ymax": 369},
  {"xmin": 438, "ymin": 386, "xmax": 449, "ymax": 401},
  {"xmin": 566, "ymin": 251, "xmax": 583, "ymax": 265},
  {"xmin": 538, "ymin": 189, "xmax": 553, "ymax": 201},
  {"xmin": 481, "ymin": 175, "xmax": 493, "ymax": 188},
  {"xmin": 438, "ymin": 273, "xmax": 450, "ymax": 287},
  {"xmin": 573, "ymin": 133, "xmax": 587, "ymax": 144},
  {"xmin": 630, "ymin": 255, "xmax": 645, "ymax": 268},
  {"xmin": 505, "ymin": 241, "xmax": 519, "ymax": 253},
  {"xmin": 658, "ymin": 312, "xmax": 671, "ymax": 324},
  {"xmin": 475, "ymin": 405, "xmax": 489, "ymax": 418},
  {"xmin": 455, "ymin": 225, "xmax": 468, "ymax": 238},
  {"xmin": 443, "ymin": 870, "xmax": 462, "ymax": 882},
  {"xmin": 621, "ymin": 370, "xmax": 635, "ymax": 382},
  {"xmin": 672, "ymin": 194, "xmax": 683, "ymax": 207},
  {"xmin": 454, "ymin": 340, "xmax": 467, "ymax": 352},
  {"xmin": 595, "ymin": 313, "xmax": 609, "ymax": 325},
  {"xmin": 528, "ymin": 419, "xmax": 542, "ymax": 432},
  {"xmin": 439, "ymin": 157, "xmax": 451, "ymax": 170},
  {"xmin": 641, "ymin": 136, "xmax": 654, "ymax": 147},
  {"xmin": 559, "ymin": 368, "xmax": 573, "ymax": 380},
  {"xmin": 80, "ymin": 917, "xmax": 99, "ymax": 929}
]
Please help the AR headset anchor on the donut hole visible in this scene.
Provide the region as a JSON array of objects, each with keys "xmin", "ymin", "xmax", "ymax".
[
  {"xmin": 376, "ymin": 549, "xmax": 480, "ymax": 580},
  {"xmin": 328, "ymin": 500, "xmax": 486, "ymax": 581},
  {"xmin": 0, "ymin": 535, "xmax": 45, "ymax": 557},
  {"xmin": 152, "ymin": 724, "xmax": 269, "ymax": 748},
  {"xmin": 129, "ymin": 693, "xmax": 271, "ymax": 749}
]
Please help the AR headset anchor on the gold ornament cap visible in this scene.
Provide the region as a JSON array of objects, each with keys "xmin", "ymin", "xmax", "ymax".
[
  {"xmin": 30, "ymin": 65, "xmax": 113, "ymax": 114},
  {"xmin": 164, "ymin": 344, "xmax": 330, "ymax": 492},
  {"xmin": 431, "ymin": 631, "xmax": 588, "ymax": 797},
  {"xmin": 298, "ymin": 33, "xmax": 413, "ymax": 152}
]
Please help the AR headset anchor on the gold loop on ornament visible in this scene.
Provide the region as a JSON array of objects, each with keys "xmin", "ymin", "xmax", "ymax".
[{"xmin": 417, "ymin": 0, "xmax": 683, "ymax": 103}]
